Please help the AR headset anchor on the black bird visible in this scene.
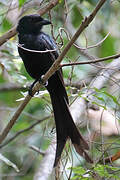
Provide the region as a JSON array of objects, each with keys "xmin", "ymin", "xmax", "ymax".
[{"xmin": 17, "ymin": 14, "xmax": 92, "ymax": 166}]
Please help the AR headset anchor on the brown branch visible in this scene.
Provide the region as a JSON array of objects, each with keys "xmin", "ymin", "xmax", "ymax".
[
  {"xmin": 37, "ymin": 0, "xmax": 59, "ymax": 15},
  {"xmin": 0, "ymin": 0, "xmax": 59, "ymax": 47},
  {"xmin": 97, "ymin": 143, "xmax": 120, "ymax": 164},
  {"xmin": 85, "ymin": 32, "xmax": 110, "ymax": 49},
  {"xmin": 0, "ymin": 0, "xmax": 107, "ymax": 145},
  {"xmin": 0, "ymin": 95, "xmax": 32, "ymax": 143},
  {"xmin": 61, "ymin": 53, "xmax": 120, "ymax": 67},
  {"xmin": 0, "ymin": 26, "xmax": 17, "ymax": 46},
  {"xmin": 74, "ymin": 32, "xmax": 110, "ymax": 50},
  {"xmin": 29, "ymin": 145, "xmax": 45, "ymax": 156},
  {"xmin": 104, "ymin": 151, "xmax": 120, "ymax": 163},
  {"xmin": 0, "ymin": 115, "xmax": 51, "ymax": 149}
]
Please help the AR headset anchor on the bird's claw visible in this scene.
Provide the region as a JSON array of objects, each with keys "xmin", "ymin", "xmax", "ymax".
[
  {"xmin": 28, "ymin": 79, "xmax": 38, "ymax": 97},
  {"xmin": 28, "ymin": 75, "xmax": 48, "ymax": 97},
  {"xmin": 28, "ymin": 86, "xmax": 33, "ymax": 97},
  {"xmin": 39, "ymin": 75, "xmax": 48, "ymax": 87}
]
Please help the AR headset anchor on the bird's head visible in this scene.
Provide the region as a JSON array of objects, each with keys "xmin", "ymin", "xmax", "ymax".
[{"xmin": 17, "ymin": 14, "xmax": 51, "ymax": 34}]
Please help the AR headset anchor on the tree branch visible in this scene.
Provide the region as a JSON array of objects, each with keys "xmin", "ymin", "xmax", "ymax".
[
  {"xmin": 61, "ymin": 53, "xmax": 120, "ymax": 67},
  {"xmin": 87, "ymin": 57, "xmax": 120, "ymax": 96},
  {"xmin": 0, "ymin": 115, "xmax": 51, "ymax": 149}
]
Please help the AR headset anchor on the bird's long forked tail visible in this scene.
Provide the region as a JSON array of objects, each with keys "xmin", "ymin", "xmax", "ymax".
[{"xmin": 49, "ymin": 92, "xmax": 93, "ymax": 167}]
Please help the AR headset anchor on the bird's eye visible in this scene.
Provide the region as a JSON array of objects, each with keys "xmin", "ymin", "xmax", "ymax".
[{"xmin": 31, "ymin": 18, "xmax": 37, "ymax": 23}]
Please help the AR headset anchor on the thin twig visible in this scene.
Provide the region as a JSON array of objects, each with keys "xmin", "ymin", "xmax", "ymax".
[
  {"xmin": 61, "ymin": 53, "xmax": 120, "ymax": 67},
  {"xmin": 74, "ymin": 32, "xmax": 110, "ymax": 50},
  {"xmin": 59, "ymin": 28, "xmax": 110, "ymax": 50},
  {"xmin": 0, "ymin": 115, "xmax": 51, "ymax": 148},
  {"xmin": 86, "ymin": 32, "xmax": 110, "ymax": 49},
  {"xmin": 29, "ymin": 145, "xmax": 45, "ymax": 156}
]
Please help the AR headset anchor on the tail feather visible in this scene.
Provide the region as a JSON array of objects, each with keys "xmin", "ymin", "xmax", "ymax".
[
  {"xmin": 73, "ymin": 143, "xmax": 93, "ymax": 163},
  {"xmin": 46, "ymin": 73, "xmax": 93, "ymax": 166},
  {"xmin": 64, "ymin": 99, "xmax": 89, "ymax": 150},
  {"xmin": 54, "ymin": 140, "xmax": 66, "ymax": 167},
  {"xmin": 49, "ymin": 92, "xmax": 93, "ymax": 166}
]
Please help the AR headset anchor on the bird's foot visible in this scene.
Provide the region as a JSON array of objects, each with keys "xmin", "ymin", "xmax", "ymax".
[
  {"xmin": 28, "ymin": 75, "xmax": 48, "ymax": 97},
  {"xmin": 39, "ymin": 75, "xmax": 48, "ymax": 87},
  {"xmin": 28, "ymin": 79, "xmax": 38, "ymax": 97}
]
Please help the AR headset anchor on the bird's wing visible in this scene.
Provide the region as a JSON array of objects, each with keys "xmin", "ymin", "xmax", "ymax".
[
  {"xmin": 41, "ymin": 33, "xmax": 69, "ymax": 103},
  {"xmin": 41, "ymin": 33, "xmax": 59, "ymax": 60}
]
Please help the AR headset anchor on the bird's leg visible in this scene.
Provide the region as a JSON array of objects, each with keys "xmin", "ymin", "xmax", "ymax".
[
  {"xmin": 29, "ymin": 75, "xmax": 48, "ymax": 96},
  {"xmin": 39, "ymin": 75, "xmax": 48, "ymax": 87},
  {"xmin": 28, "ymin": 79, "xmax": 38, "ymax": 96}
]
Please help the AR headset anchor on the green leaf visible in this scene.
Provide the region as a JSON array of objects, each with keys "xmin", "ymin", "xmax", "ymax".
[
  {"xmin": 93, "ymin": 164, "xmax": 120, "ymax": 179},
  {"xmin": 94, "ymin": 88, "xmax": 120, "ymax": 106},
  {"xmin": 72, "ymin": 5, "xmax": 83, "ymax": 28},
  {"xmin": 1, "ymin": 18, "xmax": 12, "ymax": 32},
  {"xmin": 93, "ymin": 94, "xmax": 105, "ymax": 103},
  {"xmin": 94, "ymin": 87, "xmax": 106, "ymax": 93},
  {"xmin": 94, "ymin": 164, "xmax": 109, "ymax": 178},
  {"xmin": 0, "ymin": 153, "xmax": 19, "ymax": 172},
  {"xmin": 18, "ymin": 0, "xmax": 27, "ymax": 7},
  {"xmin": 100, "ymin": 33, "xmax": 116, "ymax": 58},
  {"xmin": 71, "ymin": 166, "xmax": 91, "ymax": 179},
  {"xmin": 103, "ymin": 91, "xmax": 120, "ymax": 106},
  {"xmin": 92, "ymin": 101, "xmax": 107, "ymax": 110}
]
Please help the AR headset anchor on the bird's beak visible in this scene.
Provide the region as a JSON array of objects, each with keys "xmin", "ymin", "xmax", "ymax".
[{"xmin": 41, "ymin": 19, "xmax": 51, "ymax": 25}]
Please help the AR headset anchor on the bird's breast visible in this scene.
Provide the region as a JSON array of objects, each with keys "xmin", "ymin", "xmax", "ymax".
[{"xmin": 18, "ymin": 46, "xmax": 53, "ymax": 79}]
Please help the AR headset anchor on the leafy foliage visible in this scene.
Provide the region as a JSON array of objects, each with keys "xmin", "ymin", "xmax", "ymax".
[
  {"xmin": 71, "ymin": 164, "xmax": 120, "ymax": 180},
  {"xmin": 71, "ymin": 164, "xmax": 120, "ymax": 179}
]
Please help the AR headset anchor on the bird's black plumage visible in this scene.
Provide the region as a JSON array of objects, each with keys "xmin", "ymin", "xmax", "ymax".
[{"xmin": 17, "ymin": 14, "xmax": 92, "ymax": 166}]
